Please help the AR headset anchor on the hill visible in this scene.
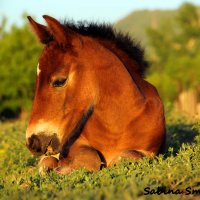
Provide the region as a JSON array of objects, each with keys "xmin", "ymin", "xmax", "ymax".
[{"xmin": 115, "ymin": 9, "xmax": 176, "ymax": 47}]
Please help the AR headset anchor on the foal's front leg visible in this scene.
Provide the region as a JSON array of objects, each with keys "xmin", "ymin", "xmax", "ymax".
[
  {"xmin": 38, "ymin": 146, "xmax": 102, "ymax": 175},
  {"xmin": 38, "ymin": 155, "xmax": 59, "ymax": 174},
  {"xmin": 55, "ymin": 145, "xmax": 102, "ymax": 175}
]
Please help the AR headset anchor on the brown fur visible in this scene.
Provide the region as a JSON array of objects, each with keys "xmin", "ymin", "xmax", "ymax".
[{"xmin": 26, "ymin": 15, "xmax": 165, "ymax": 174}]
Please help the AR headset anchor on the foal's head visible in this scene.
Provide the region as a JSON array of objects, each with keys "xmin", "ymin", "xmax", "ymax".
[{"xmin": 26, "ymin": 16, "xmax": 99, "ymax": 155}]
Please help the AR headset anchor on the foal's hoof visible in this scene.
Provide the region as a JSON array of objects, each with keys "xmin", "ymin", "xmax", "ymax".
[{"xmin": 39, "ymin": 156, "xmax": 58, "ymax": 175}]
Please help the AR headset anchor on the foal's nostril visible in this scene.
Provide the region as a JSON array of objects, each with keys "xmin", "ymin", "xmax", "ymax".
[{"xmin": 27, "ymin": 134, "xmax": 42, "ymax": 153}]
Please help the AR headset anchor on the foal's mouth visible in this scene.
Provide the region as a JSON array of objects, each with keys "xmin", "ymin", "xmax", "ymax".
[
  {"xmin": 43, "ymin": 136, "xmax": 61, "ymax": 156},
  {"xmin": 44, "ymin": 140, "xmax": 59, "ymax": 155}
]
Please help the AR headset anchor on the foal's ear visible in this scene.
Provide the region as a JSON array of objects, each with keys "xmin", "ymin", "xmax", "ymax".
[
  {"xmin": 43, "ymin": 15, "xmax": 82, "ymax": 48},
  {"xmin": 27, "ymin": 16, "xmax": 52, "ymax": 44}
]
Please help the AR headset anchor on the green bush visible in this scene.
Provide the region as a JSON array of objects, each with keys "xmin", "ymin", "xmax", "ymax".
[
  {"xmin": 0, "ymin": 18, "xmax": 41, "ymax": 119},
  {"xmin": 147, "ymin": 3, "xmax": 200, "ymax": 102}
]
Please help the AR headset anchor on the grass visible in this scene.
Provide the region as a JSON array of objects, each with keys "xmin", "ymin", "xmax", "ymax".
[{"xmin": 0, "ymin": 115, "xmax": 200, "ymax": 200}]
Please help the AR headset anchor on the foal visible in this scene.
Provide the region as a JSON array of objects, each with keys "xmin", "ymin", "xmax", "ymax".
[{"xmin": 26, "ymin": 15, "xmax": 165, "ymax": 174}]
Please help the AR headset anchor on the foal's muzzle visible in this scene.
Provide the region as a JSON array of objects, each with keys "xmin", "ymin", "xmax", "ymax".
[{"xmin": 26, "ymin": 133, "xmax": 60, "ymax": 156}]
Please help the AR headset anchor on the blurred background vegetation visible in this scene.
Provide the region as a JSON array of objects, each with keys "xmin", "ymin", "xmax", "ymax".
[{"xmin": 0, "ymin": 2, "xmax": 200, "ymax": 120}]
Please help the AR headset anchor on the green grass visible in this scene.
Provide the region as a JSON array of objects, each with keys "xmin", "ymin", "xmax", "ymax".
[{"xmin": 0, "ymin": 116, "xmax": 200, "ymax": 200}]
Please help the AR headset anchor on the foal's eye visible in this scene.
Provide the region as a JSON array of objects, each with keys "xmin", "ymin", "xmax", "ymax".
[{"xmin": 52, "ymin": 78, "xmax": 67, "ymax": 87}]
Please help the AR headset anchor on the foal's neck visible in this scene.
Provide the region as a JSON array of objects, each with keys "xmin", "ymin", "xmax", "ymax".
[{"xmin": 98, "ymin": 39, "xmax": 142, "ymax": 79}]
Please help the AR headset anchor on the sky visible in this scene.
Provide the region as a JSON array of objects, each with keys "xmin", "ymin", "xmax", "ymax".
[{"xmin": 0, "ymin": 0, "xmax": 200, "ymax": 27}]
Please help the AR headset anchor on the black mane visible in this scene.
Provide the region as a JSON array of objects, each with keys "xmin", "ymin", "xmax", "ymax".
[{"xmin": 62, "ymin": 20, "xmax": 149, "ymax": 76}]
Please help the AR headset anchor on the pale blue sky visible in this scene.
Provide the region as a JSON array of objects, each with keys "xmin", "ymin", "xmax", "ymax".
[{"xmin": 0, "ymin": 0, "xmax": 200, "ymax": 27}]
